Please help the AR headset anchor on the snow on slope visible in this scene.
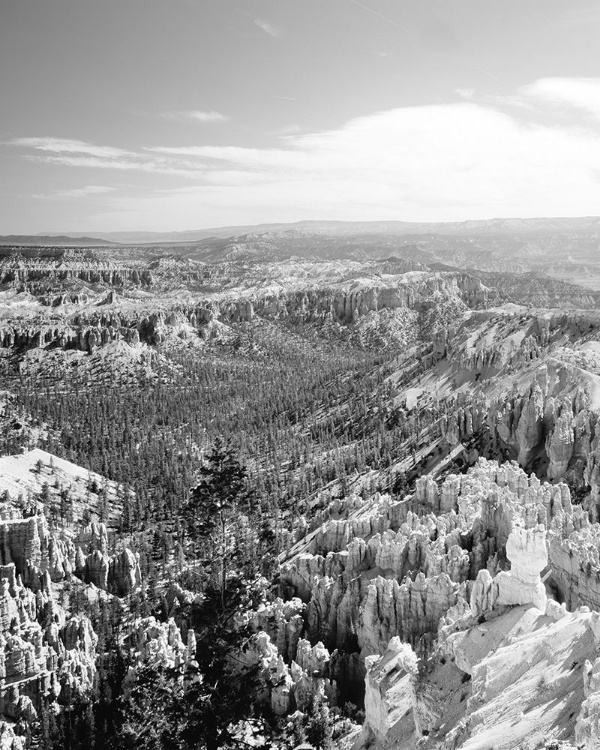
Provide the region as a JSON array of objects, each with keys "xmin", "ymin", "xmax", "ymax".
[{"xmin": 0, "ymin": 448, "xmax": 124, "ymax": 528}]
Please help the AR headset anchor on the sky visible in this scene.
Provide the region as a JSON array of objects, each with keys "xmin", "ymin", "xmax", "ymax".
[{"xmin": 2, "ymin": 0, "xmax": 600, "ymax": 234}]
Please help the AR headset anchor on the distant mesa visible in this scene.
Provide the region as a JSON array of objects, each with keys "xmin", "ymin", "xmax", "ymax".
[
  {"xmin": 3, "ymin": 215, "xmax": 600, "ymax": 247},
  {"xmin": 0, "ymin": 234, "xmax": 117, "ymax": 246}
]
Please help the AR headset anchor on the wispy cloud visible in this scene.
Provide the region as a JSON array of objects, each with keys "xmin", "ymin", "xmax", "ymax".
[
  {"xmin": 8, "ymin": 78, "xmax": 600, "ymax": 229},
  {"xmin": 162, "ymin": 110, "xmax": 229, "ymax": 123},
  {"xmin": 9, "ymin": 138, "xmax": 206, "ymax": 177},
  {"xmin": 8, "ymin": 137, "xmax": 132, "ymax": 158},
  {"xmin": 32, "ymin": 185, "xmax": 116, "ymax": 200},
  {"xmin": 455, "ymin": 88, "xmax": 475, "ymax": 100},
  {"xmin": 144, "ymin": 144, "xmax": 302, "ymax": 170},
  {"xmin": 347, "ymin": 0, "xmax": 401, "ymax": 28},
  {"xmin": 474, "ymin": 66, "xmax": 503, "ymax": 83},
  {"xmin": 254, "ymin": 19, "xmax": 280, "ymax": 38},
  {"xmin": 136, "ymin": 87, "xmax": 600, "ymax": 222},
  {"xmin": 517, "ymin": 77, "xmax": 600, "ymax": 120},
  {"xmin": 25, "ymin": 153, "xmax": 206, "ymax": 177}
]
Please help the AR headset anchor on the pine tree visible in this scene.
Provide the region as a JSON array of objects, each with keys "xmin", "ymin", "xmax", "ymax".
[
  {"xmin": 303, "ymin": 698, "xmax": 335, "ymax": 750},
  {"xmin": 181, "ymin": 438, "xmax": 255, "ymax": 607}
]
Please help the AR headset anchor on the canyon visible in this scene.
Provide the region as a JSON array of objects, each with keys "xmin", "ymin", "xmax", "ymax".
[{"xmin": 3, "ymin": 225, "xmax": 600, "ymax": 747}]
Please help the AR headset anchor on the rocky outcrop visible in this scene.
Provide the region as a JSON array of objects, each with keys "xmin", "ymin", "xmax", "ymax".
[
  {"xmin": 0, "ymin": 257, "xmax": 152, "ymax": 289},
  {"xmin": 0, "ymin": 518, "xmax": 44, "ymax": 573},
  {"xmin": 0, "ymin": 270, "xmax": 490, "ymax": 355},
  {"xmin": 108, "ymin": 549, "xmax": 142, "ymax": 597},
  {"xmin": 514, "ymin": 383, "xmax": 545, "ymax": 465},
  {"xmin": 362, "ymin": 637, "xmax": 417, "ymax": 744},
  {"xmin": 0, "ymin": 721, "xmax": 28, "ymax": 749},
  {"xmin": 357, "ymin": 501, "xmax": 600, "ymax": 750},
  {"xmin": 0, "ymin": 564, "xmax": 96, "ymax": 719},
  {"xmin": 78, "ymin": 526, "xmax": 141, "ymax": 596},
  {"xmin": 132, "ymin": 616, "xmax": 197, "ymax": 670},
  {"xmin": 546, "ymin": 411, "xmax": 575, "ymax": 480},
  {"xmin": 246, "ymin": 633, "xmax": 336, "ymax": 715},
  {"xmin": 547, "ymin": 519, "xmax": 600, "ymax": 611},
  {"xmin": 495, "ymin": 525, "xmax": 548, "ymax": 611},
  {"xmin": 247, "ymin": 597, "xmax": 305, "ymax": 664},
  {"xmin": 131, "ymin": 608, "xmax": 337, "ymax": 718},
  {"xmin": 358, "ymin": 573, "xmax": 460, "ymax": 655},
  {"xmin": 576, "ymin": 649, "xmax": 600, "ymax": 748},
  {"xmin": 438, "ymin": 393, "xmax": 488, "ymax": 448},
  {"xmin": 0, "ymin": 514, "xmax": 140, "ymax": 598},
  {"xmin": 283, "ymin": 456, "xmax": 600, "ymax": 743},
  {"xmin": 489, "ymin": 361, "xmax": 597, "ymax": 481}
]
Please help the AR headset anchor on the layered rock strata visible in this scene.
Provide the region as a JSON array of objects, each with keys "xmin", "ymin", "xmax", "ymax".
[
  {"xmin": 280, "ymin": 457, "xmax": 600, "ymax": 742},
  {"xmin": 358, "ymin": 497, "xmax": 600, "ymax": 748},
  {"xmin": 0, "ymin": 563, "xmax": 97, "ymax": 721},
  {"xmin": 0, "ymin": 516, "xmax": 140, "ymax": 597},
  {"xmin": 0, "ymin": 271, "xmax": 489, "ymax": 352}
]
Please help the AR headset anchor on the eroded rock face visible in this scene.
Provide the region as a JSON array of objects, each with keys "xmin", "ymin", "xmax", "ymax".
[
  {"xmin": 0, "ymin": 517, "xmax": 44, "ymax": 572},
  {"xmin": 0, "ymin": 257, "xmax": 152, "ymax": 290},
  {"xmin": 514, "ymin": 384, "xmax": 545, "ymax": 466},
  {"xmin": 284, "ymin": 460, "xmax": 558, "ymax": 662},
  {"xmin": 547, "ymin": 411, "xmax": 575, "ymax": 480},
  {"xmin": 108, "ymin": 548, "xmax": 142, "ymax": 597},
  {"xmin": 84, "ymin": 549, "xmax": 110, "ymax": 590},
  {"xmin": 487, "ymin": 361, "xmax": 599, "ymax": 483},
  {"xmin": 358, "ymin": 520, "xmax": 600, "ymax": 750},
  {"xmin": 0, "ymin": 269, "xmax": 489, "ymax": 356},
  {"xmin": 280, "ymin": 456, "xmax": 600, "ymax": 746},
  {"xmin": 0, "ymin": 516, "xmax": 140, "ymax": 599},
  {"xmin": 0, "ymin": 564, "xmax": 96, "ymax": 718},
  {"xmin": 363, "ymin": 637, "xmax": 417, "ymax": 743},
  {"xmin": 132, "ymin": 616, "xmax": 196, "ymax": 671},
  {"xmin": 495, "ymin": 525, "xmax": 548, "ymax": 611},
  {"xmin": 0, "ymin": 720, "xmax": 28, "ymax": 749},
  {"xmin": 576, "ymin": 644, "xmax": 600, "ymax": 748},
  {"xmin": 244, "ymin": 634, "xmax": 336, "ymax": 715},
  {"xmin": 358, "ymin": 573, "xmax": 460, "ymax": 656},
  {"xmin": 247, "ymin": 597, "xmax": 305, "ymax": 664}
]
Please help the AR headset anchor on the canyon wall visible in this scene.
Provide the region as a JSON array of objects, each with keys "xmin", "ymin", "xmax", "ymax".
[{"xmin": 0, "ymin": 271, "xmax": 488, "ymax": 352}]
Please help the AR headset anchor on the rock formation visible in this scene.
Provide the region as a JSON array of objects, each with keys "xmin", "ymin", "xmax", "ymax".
[
  {"xmin": 279, "ymin": 455, "xmax": 600, "ymax": 746},
  {"xmin": 0, "ymin": 268, "xmax": 491, "ymax": 357},
  {"xmin": 0, "ymin": 563, "xmax": 97, "ymax": 719},
  {"xmin": 494, "ymin": 525, "xmax": 548, "ymax": 611},
  {"xmin": 0, "ymin": 512, "xmax": 140, "ymax": 599}
]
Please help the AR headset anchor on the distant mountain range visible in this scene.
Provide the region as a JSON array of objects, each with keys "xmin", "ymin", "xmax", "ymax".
[
  {"xmin": 2, "ymin": 216, "xmax": 600, "ymax": 246},
  {"xmin": 0, "ymin": 234, "xmax": 117, "ymax": 246}
]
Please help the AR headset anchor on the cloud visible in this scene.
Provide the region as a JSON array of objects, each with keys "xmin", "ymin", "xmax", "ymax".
[
  {"xmin": 9, "ymin": 78, "xmax": 600, "ymax": 230},
  {"xmin": 162, "ymin": 110, "xmax": 228, "ymax": 123},
  {"xmin": 455, "ymin": 88, "xmax": 475, "ymax": 99},
  {"xmin": 254, "ymin": 19, "xmax": 280, "ymax": 37},
  {"xmin": 32, "ymin": 185, "xmax": 116, "ymax": 199},
  {"xmin": 517, "ymin": 77, "xmax": 600, "ymax": 120},
  {"xmin": 347, "ymin": 0, "xmax": 401, "ymax": 28},
  {"xmin": 114, "ymin": 90, "xmax": 600, "ymax": 226},
  {"xmin": 25, "ymin": 154, "xmax": 207, "ymax": 178},
  {"xmin": 144, "ymin": 144, "xmax": 303, "ymax": 170},
  {"xmin": 8, "ymin": 137, "xmax": 132, "ymax": 158},
  {"xmin": 8, "ymin": 137, "xmax": 209, "ymax": 177}
]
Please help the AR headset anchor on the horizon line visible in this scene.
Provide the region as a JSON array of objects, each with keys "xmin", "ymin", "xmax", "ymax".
[{"xmin": 2, "ymin": 214, "xmax": 600, "ymax": 239}]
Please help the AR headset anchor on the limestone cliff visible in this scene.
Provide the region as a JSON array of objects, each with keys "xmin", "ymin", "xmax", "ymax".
[
  {"xmin": 356, "ymin": 492, "xmax": 600, "ymax": 748},
  {"xmin": 0, "ymin": 270, "xmax": 489, "ymax": 356},
  {"xmin": 280, "ymin": 457, "xmax": 600, "ymax": 746},
  {"xmin": 0, "ymin": 564, "xmax": 97, "ymax": 722}
]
